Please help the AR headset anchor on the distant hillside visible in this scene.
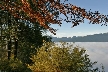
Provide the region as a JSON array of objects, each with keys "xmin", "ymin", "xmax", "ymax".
[{"xmin": 51, "ymin": 32, "xmax": 108, "ymax": 42}]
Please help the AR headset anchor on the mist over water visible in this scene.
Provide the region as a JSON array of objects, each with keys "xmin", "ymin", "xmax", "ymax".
[{"xmin": 53, "ymin": 42, "xmax": 108, "ymax": 72}]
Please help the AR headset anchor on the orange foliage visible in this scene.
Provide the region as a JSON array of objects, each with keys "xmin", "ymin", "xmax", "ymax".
[{"xmin": 0, "ymin": 0, "xmax": 108, "ymax": 35}]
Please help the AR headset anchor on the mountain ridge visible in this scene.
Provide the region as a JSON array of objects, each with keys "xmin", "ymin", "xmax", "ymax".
[{"xmin": 51, "ymin": 32, "xmax": 108, "ymax": 42}]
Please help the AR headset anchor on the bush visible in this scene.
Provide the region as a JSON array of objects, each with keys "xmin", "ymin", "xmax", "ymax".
[
  {"xmin": 28, "ymin": 41, "xmax": 105, "ymax": 72},
  {"xmin": 0, "ymin": 56, "xmax": 31, "ymax": 72}
]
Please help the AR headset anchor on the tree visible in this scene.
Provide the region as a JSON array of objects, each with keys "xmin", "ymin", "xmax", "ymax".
[
  {"xmin": 28, "ymin": 41, "xmax": 105, "ymax": 72},
  {"xmin": 0, "ymin": 8, "xmax": 52, "ymax": 71},
  {"xmin": 0, "ymin": 0, "xmax": 108, "ymax": 35},
  {"xmin": 0, "ymin": 56, "xmax": 31, "ymax": 72},
  {"xmin": 0, "ymin": 0, "xmax": 107, "ymax": 71}
]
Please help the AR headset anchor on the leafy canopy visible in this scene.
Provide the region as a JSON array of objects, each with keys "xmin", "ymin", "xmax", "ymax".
[
  {"xmin": 28, "ymin": 41, "xmax": 105, "ymax": 72},
  {"xmin": 0, "ymin": 0, "xmax": 108, "ymax": 35}
]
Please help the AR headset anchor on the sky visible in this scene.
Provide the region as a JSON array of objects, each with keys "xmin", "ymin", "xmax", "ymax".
[
  {"xmin": 45, "ymin": 0, "xmax": 108, "ymax": 37},
  {"xmin": 55, "ymin": 42, "xmax": 108, "ymax": 71}
]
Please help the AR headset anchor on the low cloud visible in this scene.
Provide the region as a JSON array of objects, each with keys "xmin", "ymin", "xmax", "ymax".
[
  {"xmin": 72, "ymin": 42, "xmax": 108, "ymax": 71},
  {"xmin": 54, "ymin": 42, "xmax": 108, "ymax": 71}
]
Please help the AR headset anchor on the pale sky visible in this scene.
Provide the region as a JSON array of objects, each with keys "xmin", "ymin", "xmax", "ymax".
[{"xmin": 45, "ymin": 0, "xmax": 108, "ymax": 37}]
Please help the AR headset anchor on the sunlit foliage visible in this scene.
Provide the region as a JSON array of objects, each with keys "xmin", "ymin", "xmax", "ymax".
[
  {"xmin": 0, "ymin": 0, "xmax": 108, "ymax": 35},
  {"xmin": 28, "ymin": 41, "xmax": 105, "ymax": 72}
]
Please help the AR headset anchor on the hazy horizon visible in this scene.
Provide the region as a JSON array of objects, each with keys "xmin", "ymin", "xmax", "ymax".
[{"xmin": 49, "ymin": 32, "xmax": 108, "ymax": 38}]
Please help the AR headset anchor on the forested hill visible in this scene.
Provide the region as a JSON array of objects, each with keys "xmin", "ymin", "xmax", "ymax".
[{"xmin": 51, "ymin": 32, "xmax": 108, "ymax": 42}]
